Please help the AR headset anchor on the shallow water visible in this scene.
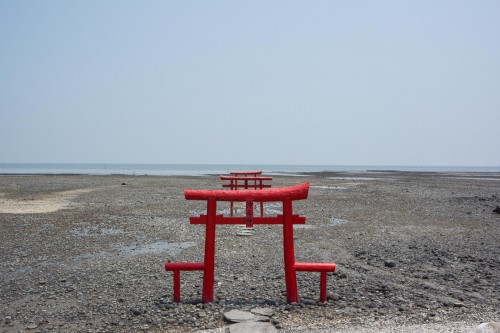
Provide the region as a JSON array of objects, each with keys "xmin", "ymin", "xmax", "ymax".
[
  {"xmin": 311, "ymin": 185, "xmax": 349, "ymax": 190},
  {"xmin": 57, "ymin": 241, "xmax": 198, "ymax": 266},
  {"xmin": 330, "ymin": 217, "xmax": 349, "ymax": 226}
]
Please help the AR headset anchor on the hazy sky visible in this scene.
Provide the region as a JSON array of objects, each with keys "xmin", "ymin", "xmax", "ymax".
[{"xmin": 1, "ymin": 1, "xmax": 499, "ymax": 166}]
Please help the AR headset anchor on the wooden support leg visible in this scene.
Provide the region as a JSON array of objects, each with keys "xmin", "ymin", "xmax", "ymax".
[
  {"xmin": 320, "ymin": 271, "xmax": 327, "ymax": 302},
  {"xmin": 246, "ymin": 199, "xmax": 254, "ymax": 228},
  {"xmin": 283, "ymin": 199, "xmax": 298, "ymax": 302},
  {"xmin": 202, "ymin": 198, "xmax": 216, "ymax": 303},
  {"xmin": 173, "ymin": 270, "xmax": 181, "ymax": 303}
]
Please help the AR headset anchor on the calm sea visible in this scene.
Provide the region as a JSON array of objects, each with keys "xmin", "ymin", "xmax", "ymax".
[{"xmin": 0, "ymin": 163, "xmax": 498, "ymax": 176}]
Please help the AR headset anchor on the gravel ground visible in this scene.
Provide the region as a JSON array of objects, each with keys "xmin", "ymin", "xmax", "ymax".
[
  {"xmin": 0, "ymin": 172, "xmax": 499, "ymax": 332},
  {"xmin": 200, "ymin": 321, "xmax": 498, "ymax": 333}
]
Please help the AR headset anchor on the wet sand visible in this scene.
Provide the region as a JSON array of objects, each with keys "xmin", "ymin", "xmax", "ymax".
[{"xmin": 0, "ymin": 172, "xmax": 499, "ymax": 332}]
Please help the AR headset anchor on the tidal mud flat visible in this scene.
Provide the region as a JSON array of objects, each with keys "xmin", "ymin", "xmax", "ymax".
[{"xmin": 0, "ymin": 172, "xmax": 499, "ymax": 332}]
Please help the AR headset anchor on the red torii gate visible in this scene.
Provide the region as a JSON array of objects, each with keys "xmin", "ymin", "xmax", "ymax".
[{"xmin": 164, "ymin": 182, "xmax": 336, "ymax": 303}]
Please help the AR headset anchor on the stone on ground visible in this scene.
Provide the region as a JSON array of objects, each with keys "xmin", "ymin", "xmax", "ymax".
[
  {"xmin": 229, "ymin": 321, "xmax": 277, "ymax": 333},
  {"xmin": 223, "ymin": 309, "xmax": 255, "ymax": 323},
  {"xmin": 251, "ymin": 307, "xmax": 275, "ymax": 317}
]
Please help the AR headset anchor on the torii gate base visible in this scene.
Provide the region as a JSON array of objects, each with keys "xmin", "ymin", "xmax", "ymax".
[{"xmin": 164, "ymin": 182, "xmax": 336, "ymax": 303}]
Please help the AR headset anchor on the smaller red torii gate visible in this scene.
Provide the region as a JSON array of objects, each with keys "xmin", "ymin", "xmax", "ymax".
[
  {"xmin": 229, "ymin": 170, "xmax": 262, "ymax": 176},
  {"xmin": 220, "ymin": 171, "xmax": 272, "ymax": 217},
  {"xmin": 164, "ymin": 182, "xmax": 336, "ymax": 303}
]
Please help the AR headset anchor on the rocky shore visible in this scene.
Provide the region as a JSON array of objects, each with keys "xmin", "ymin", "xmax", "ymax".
[{"xmin": 1, "ymin": 172, "xmax": 499, "ymax": 332}]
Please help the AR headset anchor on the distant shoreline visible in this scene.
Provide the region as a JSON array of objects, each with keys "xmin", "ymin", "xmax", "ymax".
[
  {"xmin": 0, "ymin": 163, "xmax": 499, "ymax": 176},
  {"xmin": 2, "ymin": 171, "xmax": 500, "ymax": 178}
]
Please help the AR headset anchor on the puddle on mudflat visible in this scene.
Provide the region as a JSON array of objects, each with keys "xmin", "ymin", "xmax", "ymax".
[
  {"xmin": 330, "ymin": 218, "xmax": 349, "ymax": 226},
  {"xmin": 101, "ymin": 228, "xmax": 127, "ymax": 235},
  {"xmin": 311, "ymin": 185, "xmax": 349, "ymax": 190},
  {"xmin": 116, "ymin": 241, "xmax": 196, "ymax": 256},
  {"xmin": 65, "ymin": 241, "xmax": 197, "ymax": 265},
  {"xmin": 328, "ymin": 177, "xmax": 390, "ymax": 181},
  {"xmin": 293, "ymin": 224, "xmax": 316, "ymax": 229},
  {"xmin": 70, "ymin": 227, "xmax": 127, "ymax": 237}
]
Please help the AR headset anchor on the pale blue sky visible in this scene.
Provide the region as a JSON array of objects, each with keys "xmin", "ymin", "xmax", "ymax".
[{"xmin": 1, "ymin": 1, "xmax": 499, "ymax": 166}]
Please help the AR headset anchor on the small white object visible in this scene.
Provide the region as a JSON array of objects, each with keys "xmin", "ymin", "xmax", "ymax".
[
  {"xmin": 477, "ymin": 322, "xmax": 500, "ymax": 333},
  {"xmin": 236, "ymin": 228, "xmax": 255, "ymax": 236}
]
